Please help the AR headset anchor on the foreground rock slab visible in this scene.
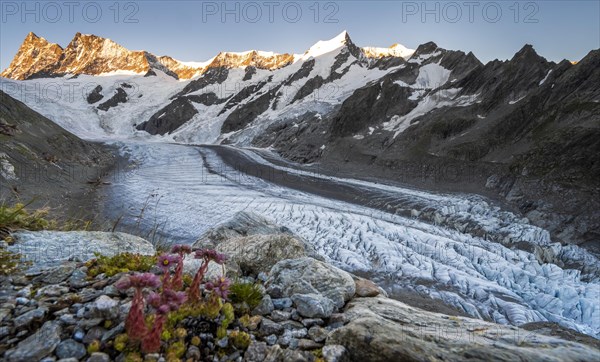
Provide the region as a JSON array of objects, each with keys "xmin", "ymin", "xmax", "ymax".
[
  {"xmin": 327, "ymin": 296, "xmax": 600, "ymax": 362},
  {"xmin": 8, "ymin": 231, "xmax": 156, "ymax": 270}
]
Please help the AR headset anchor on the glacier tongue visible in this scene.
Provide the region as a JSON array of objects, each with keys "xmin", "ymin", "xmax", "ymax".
[{"xmin": 103, "ymin": 142, "xmax": 600, "ymax": 339}]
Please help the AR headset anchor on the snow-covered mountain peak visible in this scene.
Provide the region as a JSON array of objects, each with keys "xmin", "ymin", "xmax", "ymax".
[
  {"xmin": 362, "ymin": 43, "xmax": 415, "ymax": 60},
  {"xmin": 300, "ymin": 30, "xmax": 355, "ymax": 59},
  {"xmin": 206, "ymin": 50, "xmax": 295, "ymax": 71}
]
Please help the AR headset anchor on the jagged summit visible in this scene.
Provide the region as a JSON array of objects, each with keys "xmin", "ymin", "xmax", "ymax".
[
  {"xmin": 1, "ymin": 32, "xmax": 63, "ymax": 80},
  {"xmin": 303, "ymin": 31, "xmax": 352, "ymax": 56},
  {"xmin": 1, "ymin": 31, "xmax": 416, "ymax": 80}
]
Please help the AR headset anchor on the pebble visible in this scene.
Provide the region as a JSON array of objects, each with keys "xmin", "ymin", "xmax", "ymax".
[
  {"xmin": 259, "ymin": 318, "xmax": 284, "ymax": 336},
  {"xmin": 252, "ymin": 295, "xmax": 274, "ymax": 316},
  {"xmin": 297, "ymin": 338, "xmax": 323, "ymax": 350},
  {"xmin": 16, "ymin": 285, "xmax": 32, "ymax": 298},
  {"xmin": 270, "ymin": 310, "xmax": 291, "ymax": 322},
  {"xmin": 101, "ymin": 321, "xmax": 125, "ymax": 342},
  {"xmin": 308, "ymin": 326, "xmax": 328, "ymax": 342},
  {"xmin": 82, "ymin": 326, "xmax": 106, "ymax": 344},
  {"xmin": 87, "ymin": 295, "xmax": 119, "ymax": 320},
  {"xmin": 257, "ymin": 272, "xmax": 268, "ymax": 282},
  {"xmin": 59, "ymin": 314, "xmax": 78, "ymax": 325},
  {"xmin": 15, "ymin": 297, "xmax": 29, "ymax": 305},
  {"xmin": 301, "ymin": 318, "xmax": 324, "ymax": 328},
  {"xmin": 244, "ymin": 341, "xmax": 268, "ymax": 362},
  {"xmin": 13, "ymin": 306, "xmax": 48, "ymax": 329},
  {"xmin": 272, "ymin": 298, "xmax": 293, "ymax": 310},
  {"xmin": 73, "ymin": 329, "xmax": 85, "ymax": 342},
  {"xmin": 264, "ymin": 334, "xmax": 277, "ymax": 345},
  {"xmin": 186, "ymin": 346, "xmax": 201, "ymax": 360},
  {"xmin": 216, "ymin": 337, "xmax": 229, "ymax": 348},
  {"xmin": 279, "ymin": 320, "xmax": 304, "ymax": 330},
  {"xmin": 87, "ymin": 352, "xmax": 111, "ymax": 362},
  {"xmin": 0, "ymin": 326, "xmax": 10, "ymax": 339},
  {"xmin": 55, "ymin": 339, "xmax": 87, "ymax": 360},
  {"xmin": 290, "ymin": 328, "xmax": 308, "ymax": 339}
]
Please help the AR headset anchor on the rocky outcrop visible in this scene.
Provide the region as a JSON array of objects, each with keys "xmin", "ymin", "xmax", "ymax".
[
  {"xmin": 97, "ymin": 88, "xmax": 128, "ymax": 111},
  {"xmin": 327, "ymin": 296, "xmax": 600, "ymax": 362},
  {"xmin": 135, "ymin": 97, "xmax": 198, "ymax": 135},
  {"xmin": 86, "ymin": 85, "xmax": 104, "ymax": 104}
]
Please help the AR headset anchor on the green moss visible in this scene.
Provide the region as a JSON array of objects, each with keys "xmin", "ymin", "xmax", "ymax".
[
  {"xmin": 167, "ymin": 340, "xmax": 186, "ymax": 358},
  {"xmin": 86, "ymin": 252, "xmax": 157, "ymax": 277},
  {"xmin": 114, "ymin": 334, "xmax": 128, "ymax": 352},
  {"xmin": 124, "ymin": 352, "xmax": 143, "ymax": 362},
  {"xmin": 230, "ymin": 330, "xmax": 251, "ymax": 350},
  {"xmin": 87, "ymin": 340, "xmax": 101, "ymax": 354}
]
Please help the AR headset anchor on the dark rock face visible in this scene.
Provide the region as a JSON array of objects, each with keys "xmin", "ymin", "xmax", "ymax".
[
  {"xmin": 0, "ymin": 91, "xmax": 113, "ymax": 216},
  {"xmin": 221, "ymin": 89, "xmax": 278, "ymax": 133},
  {"xmin": 97, "ymin": 88, "xmax": 128, "ymax": 111},
  {"xmin": 263, "ymin": 46, "xmax": 600, "ymax": 254},
  {"xmin": 136, "ymin": 97, "xmax": 198, "ymax": 135},
  {"xmin": 176, "ymin": 67, "xmax": 229, "ymax": 98},
  {"xmin": 86, "ymin": 85, "xmax": 103, "ymax": 104}
]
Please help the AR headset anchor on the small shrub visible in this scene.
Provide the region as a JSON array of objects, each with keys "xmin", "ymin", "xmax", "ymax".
[
  {"xmin": 0, "ymin": 202, "xmax": 56, "ymax": 238},
  {"xmin": 86, "ymin": 252, "xmax": 157, "ymax": 277},
  {"xmin": 229, "ymin": 281, "xmax": 263, "ymax": 313}
]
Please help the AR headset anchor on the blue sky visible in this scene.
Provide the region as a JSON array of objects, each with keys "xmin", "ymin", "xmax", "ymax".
[{"xmin": 1, "ymin": 1, "xmax": 599, "ymax": 69}]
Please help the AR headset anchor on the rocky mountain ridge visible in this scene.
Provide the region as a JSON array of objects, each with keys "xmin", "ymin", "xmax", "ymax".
[{"xmin": 1, "ymin": 31, "xmax": 414, "ymax": 81}]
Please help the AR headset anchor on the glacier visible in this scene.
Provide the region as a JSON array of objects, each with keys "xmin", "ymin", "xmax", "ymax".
[{"xmin": 101, "ymin": 141, "xmax": 600, "ymax": 338}]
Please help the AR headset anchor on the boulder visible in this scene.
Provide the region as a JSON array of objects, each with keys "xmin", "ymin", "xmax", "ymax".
[
  {"xmin": 327, "ymin": 296, "xmax": 600, "ymax": 362},
  {"xmin": 193, "ymin": 212, "xmax": 322, "ymax": 261},
  {"xmin": 216, "ymin": 234, "xmax": 308, "ymax": 275},
  {"xmin": 266, "ymin": 258, "xmax": 355, "ymax": 308},
  {"xmin": 8, "ymin": 231, "xmax": 155, "ymax": 271},
  {"xmin": 195, "ymin": 212, "xmax": 290, "ymax": 245},
  {"xmin": 5, "ymin": 321, "xmax": 61, "ymax": 362},
  {"xmin": 292, "ymin": 294, "xmax": 335, "ymax": 318}
]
